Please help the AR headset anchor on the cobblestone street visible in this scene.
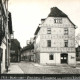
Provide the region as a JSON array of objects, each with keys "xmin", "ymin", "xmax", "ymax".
[{"xmin": 15, "ymin": 61, "xmax": 80, "ymax": 74}]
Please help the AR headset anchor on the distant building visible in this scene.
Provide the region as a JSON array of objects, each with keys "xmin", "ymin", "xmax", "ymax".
[
  {"xmin": 34, "ymin": 7, "xmax": 76, "ymax": 65},
  {"xmin": 10, "ymin": 39, "xmax": 21, "ymax": 62},
  {"xmin": 26, "ymin": 40, "xmax": 30, "ymax": 46},
  {"xmin": 21, "ymin": 43, "xmax": 34, "ymax": 61}
]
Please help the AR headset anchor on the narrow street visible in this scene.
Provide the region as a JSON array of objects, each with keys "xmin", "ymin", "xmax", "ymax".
[
  {"xmin": 18, "ymin": 61, "xmax": 45, "ymax": 74},
  {"xmin": 7, "ymin": 61, "xmax": 80, "ymax": 74}
]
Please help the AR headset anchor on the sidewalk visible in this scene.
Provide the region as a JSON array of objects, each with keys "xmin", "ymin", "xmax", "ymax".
[
  {"xmin": 7, "ymin": 63, "xmax": 24, "ymax": 74},
  {"xmin": 33, "ymin": 62, "xmax": 71, "ymax": 68}
]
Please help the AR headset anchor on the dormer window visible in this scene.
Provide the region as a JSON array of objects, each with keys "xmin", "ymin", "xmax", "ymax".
[{"xmin": 54, "ymin": 18, "xmax": 62, "ymax": 24}]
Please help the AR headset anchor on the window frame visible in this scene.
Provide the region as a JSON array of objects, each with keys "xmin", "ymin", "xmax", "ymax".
[
  {"xmin": 49, "ymin": 54, "xmax": 54, "ymax": 60},
  {"xmin": 64, "ymin": 40, "xmax": 68, "ymax": 47},
  {"xmin": 64, "ymin": 28, "xmax": 68, "ymax": 35},
  {"xmin": 47, "ymin": 40, "xmax": 51, "ymax": 47},
  {"xmin": 47, "ymin": 28, "xmax": 51, "ymax": 34}
]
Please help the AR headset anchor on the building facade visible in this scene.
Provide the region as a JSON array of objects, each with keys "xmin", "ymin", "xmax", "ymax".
[
  {"xmin": 10, "ymin": 39, "xmax": 21, "ymax": 62},
  {"xmin": 34, "ymin": 7, "xmax": 76, "ymax": 65},
  {"xmin": 0, "ymin": 0, "xmax": 13, "ymax": 73}
]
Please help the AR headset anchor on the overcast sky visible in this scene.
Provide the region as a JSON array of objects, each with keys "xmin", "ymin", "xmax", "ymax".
[{"xmin": 8, "ymin": 0, "xmax": 80, "ymax": 47}]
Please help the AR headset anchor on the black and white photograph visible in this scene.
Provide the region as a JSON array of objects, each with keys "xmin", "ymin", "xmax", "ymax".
[{"xmin": 0, "ymin": 0, "xmax": 80, "ymax": 79}]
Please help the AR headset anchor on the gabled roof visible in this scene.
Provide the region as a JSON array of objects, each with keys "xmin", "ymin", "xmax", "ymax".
[
  {"xmin": 48, "ymin": 7, "xmax": 76, "ymax": 27},
  {"xmin": 48, "ymin": 7, "xmax": 67, "ymax": 17}
]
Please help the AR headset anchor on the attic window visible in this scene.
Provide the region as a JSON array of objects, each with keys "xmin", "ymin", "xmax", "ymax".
[{"xmin": 54, "ymin": 18, "xmax": 62, "ymax": 24}]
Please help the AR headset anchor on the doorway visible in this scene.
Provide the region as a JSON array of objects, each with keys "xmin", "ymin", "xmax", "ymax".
[{"xmin": 61, "ymin": 53, "xmax": 68, "ymax": 64}]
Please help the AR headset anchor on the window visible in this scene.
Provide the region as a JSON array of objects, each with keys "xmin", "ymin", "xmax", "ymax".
[
  {"xmin": 47, "ymin": 28, "xmax": 51, "ymax": 34},
  {"xmin": 49, "ymin": 54, "xmax": 54, "ymax": 60},
  {"xmin": 47, "ymin": 40, "xmax": 51, "ymax": 47},
  {"xmin": 54, "ymin": 19, "xmax": 57, "ymax": 23},
  {"xmin": 54, "ymin": 18, "xmax": 62, "ymax": 24},
  {"xmin": 64, "ymin": 28, "xmax": 68, "ymax": 35},
  {"xmin": 64, "ymin": 40, "xmax": 68, "ymax": 47}
]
